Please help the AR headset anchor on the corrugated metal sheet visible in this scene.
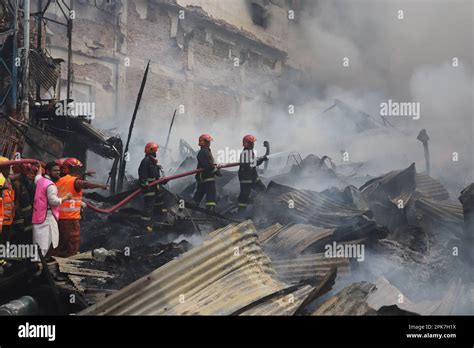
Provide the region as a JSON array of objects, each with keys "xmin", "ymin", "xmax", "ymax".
[
  {"xmin": 240, "ymin": 284, "xmax": 314, "ymax": 315},
  {"xmin": 390, "ymin": 191, "xmax": 413, "ymax": 206},
  {"xmin": 279, "ymin": 189, "xmax": 369, "ymax": 228},
  {"xmin": 415, "ymin": 173, "xmax": 449, "ymax": 200},
  {"xmin": 415, "ymin": 197, "xmax": 463, "ymax": 225},
  {"xmin": 80, "ymin": 220, "xmax": 307, "ymax": 315},
  {"xmin": 260, "ymin": 222, "xmax": 379, "ymax": 257},
  {"xmin": 29, "ymin": 50, "xmax": 61, "ymax": 91},
  {"xmin": 257, "ymin": 223, "xmax": 283, "ymax": 243},
  {"xmin": 361, "ymin": 164, "xmax": 450, "ymax": 203},
  {"xmin": 367, "ymin": 277, "xmax": 472, "ymax": 315},
  {"xmin": 360, "ymin": 164, "xmax": 416, "ymax": 198},
  {"xmin": 262, "ymin": 223, "xmax": 336, "ymax": 256},
  {"xmin": 272, "ymin": 253, "xmax": 351, "ymax": 284},
  {"xmin": 0, "ymin": 119, "xmax": 21, "ymax": 159},
  {"xmin": 311, "ymin": 281, "xmax": 377, "ymax": 315}
]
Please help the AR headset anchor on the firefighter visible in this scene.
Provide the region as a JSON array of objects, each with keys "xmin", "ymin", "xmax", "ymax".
[
  {"xmin": 138, "ymin": 142, "xmax": 166, "ymax": 231},
  {"xmin": 0, "ymin": 173, "xmax": 5, "ymax": 235},
  {"xmin": 237, "ymin": 135, "xmax": 267, "ymax": 213},
  {"xmin": 194, "ymin": 134, "xmax": 221, "ymax": 211},
  {"xmin": 0, "ymin": 157, "xmax": 15, "ymax": 244},
  {"xmin": 0, "ymin": 173, "xmax": 5, "ymax": 267},
  {"xmin": 55, "ymin": 157, "xmax": 108, "ymax": 257},
  {"xmin": 11, "ymin": 163, "xmax": 36, "ymax": 244},
  {"xmin": 56, "ymin": 158, "xmax": 96, "ymax": 179}
]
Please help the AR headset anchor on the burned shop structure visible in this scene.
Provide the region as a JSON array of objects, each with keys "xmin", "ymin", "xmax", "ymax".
[{"xmin": 0, "ymin": 0, "xmax": 473, "ymax": 316}]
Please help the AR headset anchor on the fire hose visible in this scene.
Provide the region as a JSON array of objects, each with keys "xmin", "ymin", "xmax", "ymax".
[
  {"xmin": 85, "ymin": 162, "xmax": 240, "ymax": 214},
  {"xmin": 0, "ymin": 159, "xmax": 46, "ymax": 168}
]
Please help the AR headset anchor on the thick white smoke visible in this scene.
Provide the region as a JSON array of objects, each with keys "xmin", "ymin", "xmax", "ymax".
[{"xmin": 89, "ymin": 0, "xmax": 472, "ymax": 194}]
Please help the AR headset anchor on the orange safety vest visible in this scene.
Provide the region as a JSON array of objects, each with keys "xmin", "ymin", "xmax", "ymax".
[
  {"xmin": 2, "ymin": 181, "xmax": 15, "ymax": 226},
  {"xmin": 56, "ymin": 175, "xmax": 83, "ymax": 220}
]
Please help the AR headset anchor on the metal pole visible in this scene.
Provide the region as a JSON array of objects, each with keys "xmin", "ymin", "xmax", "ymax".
[
  {"xmin": 417, "ymin": 129, "xmax": 430, "ymax": 176},
  {"xmin": 11, "ymin": 0, "xmax": 19, "ymax": 113},
  {"xmin": 66, "ymin": 0, "xmax": 73, "ymax": 101},
  {"xmin": 35, "ymin": 0, "xmax": 42, "ymax": 101},
  {"xmin": 21, "ymin": 0, "xmax": 30, "ymax": 122}
]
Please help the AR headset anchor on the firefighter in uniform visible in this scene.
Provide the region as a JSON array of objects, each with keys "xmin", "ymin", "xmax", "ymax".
[
  {"xmin": 0, "ymin": 157, "xmax": 15, "ymax": 244},
  {"xmin": 55, "ymin": 158, "xmax": 108, "ymax": 257},
  {"xmin": 0, "ymin": 173, "xmax": 6, "ymax": 267},
  {"xmin": 11, "ymin": 163, "xmax": 36, "ymax": 244},
  {"xmin": 194, "ymin": 134, "xmax": 221, "ymax": 211},
  {"xmin": 56, "ymin": 158, "xmax": 96, "ymax": 179},
  {"xmin": 138, "ymin": 142, "xmax": 166, "ymax": 231},
  {"xmin": 238, "ymin": 135, "xmax": 267, "ymax": 213}
]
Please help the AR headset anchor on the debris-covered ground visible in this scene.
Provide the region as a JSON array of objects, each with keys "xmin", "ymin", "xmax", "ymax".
[
  {"xmin": 27, "ymin": 153, "xmax": 470, "ymax": 316},
  {"xmin": 0, "ymin": 1, "xmax": 472, "ymax": 323}
]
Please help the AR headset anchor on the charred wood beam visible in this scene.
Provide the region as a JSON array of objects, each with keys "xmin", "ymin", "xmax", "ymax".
[
  {"xmin": 293, "ymin": 267, "xmax": 337, "ymax": 315},
  {"xmin": 162, "ymin": 109, "xmax": 176, "ymax": 163},
  {"xmin": 117, "ymin": 60, "xmax": 150, "ymax": 192}
]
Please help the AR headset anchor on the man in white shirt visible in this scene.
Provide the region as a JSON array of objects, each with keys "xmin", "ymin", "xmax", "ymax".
[{"xmin": 32, "ymin": 162, "xmax": 71, "ymax": 260}]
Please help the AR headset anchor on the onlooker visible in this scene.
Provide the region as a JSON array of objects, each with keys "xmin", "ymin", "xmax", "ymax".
[{"xmin": 32, "ymin": 162, "xmax": 71, "ymax": 259}]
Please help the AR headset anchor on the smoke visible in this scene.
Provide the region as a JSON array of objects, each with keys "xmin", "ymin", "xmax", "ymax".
[
  {"xmin": 288, "ymin": 0, "xmax": 473, "ymax": 185},
  {"xmin": 80, "ymin": 1, "xmax": 473, "ymax": 314},
  {"xmin": 87, "ymin": 0, "xmax": 472, "ymax": 194}
]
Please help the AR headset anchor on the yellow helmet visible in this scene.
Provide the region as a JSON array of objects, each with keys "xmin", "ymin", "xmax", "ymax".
[
  {"xmin": 0, "ymin": 156, "xmax": 9, "ymax": 162},
  {"xmin": 0, "ymin": 173, "xmax": 5, "ymax": 188}
]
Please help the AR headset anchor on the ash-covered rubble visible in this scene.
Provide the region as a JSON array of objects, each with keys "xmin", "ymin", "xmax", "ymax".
[{"xmin": 46, "ymin": 152, "xmax": 473, "ymax": 316}]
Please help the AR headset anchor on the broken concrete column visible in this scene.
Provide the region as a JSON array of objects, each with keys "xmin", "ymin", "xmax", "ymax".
[{"xmin": 459, "ymin": 183, "xmax": 474, "ymax": 263}]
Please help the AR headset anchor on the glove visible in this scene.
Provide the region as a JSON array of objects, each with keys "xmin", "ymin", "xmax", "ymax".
[{"xmin": 257, "ymin": 156, "xmax": 267, "ymax": 166}]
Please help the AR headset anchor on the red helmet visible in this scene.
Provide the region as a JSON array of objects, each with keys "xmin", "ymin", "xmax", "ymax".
[
  {"xmin": 12, "ymin": 164, "xmax": 22, "ymax": 175},
  {"xmin": 145, "ymin": 142, "xmax": 159, "ymax": 154},
  {"xmin": 243, "ymin": 134, "xmax": 257, "ymax": 147},
  {"xmin": 198, "ymin": 134, "xmax": 213, "ymax": 146},
  {"xmin": 12, "ymin": 163, "xmax": 34, "ymax": 175},
  {"xmin": 61, "ymin": 157, "xmax": 83, "ymax": 174},
  {"xmin": 55, "ymin": 158, "xmax": 67, "ymax": 167},
  {"xmin": 28, "ymin": 163, "xmax": 41, "ymax": 178}
]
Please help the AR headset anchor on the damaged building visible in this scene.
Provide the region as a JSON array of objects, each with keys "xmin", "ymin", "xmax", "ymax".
[
  {"xmin": 0, "ymin": 0, "xmax": 473, "ymax": 326},
  {"xmin": 42, "ymin": 0, "xmax": 303, "ymax": 142}
]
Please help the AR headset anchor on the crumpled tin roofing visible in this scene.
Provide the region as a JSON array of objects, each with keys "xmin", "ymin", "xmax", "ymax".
[
  {"xmin": 259, "ymin": 222, "xmax": 379, "ymax": 258},
  {"xmin": 311, "ymin": 281, "xmax": 377, "ymax": 315},
  {"xmin": 278, "ymin": 189, "xmax": 370, "ymax": 228},
  {"xmin": 80, "ymin": 220, "xmax": 317, "ymax": 316},
  {"xmin": 415, "ymin": 173, "xmax": 449, "ymax": 200},
  {"xmin": 239, "ymin": 284, "xmax": 314, "ymax": 315},
  {"xmin": 261, "ymin": 223, "xmax": 336, "ymax": 256},
  {"xmin": 272, "ymin": 254, "xmax": 350, "ymax": 284},
  {"xmin": 414, "ymin": 196, "xmax": 464, "ymax": 227}
]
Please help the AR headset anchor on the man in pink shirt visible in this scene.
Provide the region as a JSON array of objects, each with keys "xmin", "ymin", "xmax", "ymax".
[{"xmin": 32, "ymin": 162, "xmax": 71, "ymax": 260}]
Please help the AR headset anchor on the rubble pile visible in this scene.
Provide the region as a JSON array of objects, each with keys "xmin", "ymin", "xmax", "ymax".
[
  {"xmin": 62, "ymin": 158, "xmax": 473, "ymax": 315},
  {"xmin": 2, "ymin": 151, "xmax": 471, "ymax": 316}
]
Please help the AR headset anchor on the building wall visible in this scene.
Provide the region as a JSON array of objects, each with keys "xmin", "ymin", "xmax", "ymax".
[
  {"xmin": 176, "ymin": 0, "xmax": 289, "ymax": 52},
  {"xmin": 43, "ymin": 0, "xmax": 299, "ymax": 171}
]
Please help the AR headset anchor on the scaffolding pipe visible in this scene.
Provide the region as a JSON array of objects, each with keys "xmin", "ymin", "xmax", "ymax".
[
  {"xmin": 11, "ymin": 0, "xmax": 19, "ymax": 110},
  {"xmin": 21, "ymin": 0, "xmax": 30, "ymax": 122}
]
